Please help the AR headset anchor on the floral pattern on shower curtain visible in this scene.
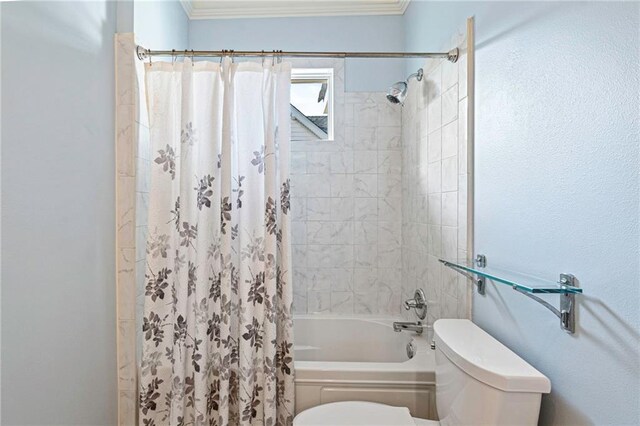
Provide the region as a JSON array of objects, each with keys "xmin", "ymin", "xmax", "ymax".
[{"xmin": 140, "ymin": 58, "xmax": 294, "ymax": 426}]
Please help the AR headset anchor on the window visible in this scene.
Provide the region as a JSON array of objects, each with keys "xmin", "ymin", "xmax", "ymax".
[{"xmin": 290, "ymin": 68, "xmax": 334, "ymax": 141}]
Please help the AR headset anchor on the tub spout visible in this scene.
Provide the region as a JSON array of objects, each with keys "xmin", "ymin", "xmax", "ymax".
[{"xmin": 393, "ymin": 321, "xmax": 424, "ymax": 335}]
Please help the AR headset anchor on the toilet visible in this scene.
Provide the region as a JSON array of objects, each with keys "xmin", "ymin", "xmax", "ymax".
[{"xmin": 293, "ymin": 319, "xmax": 551, "ymax": 426}]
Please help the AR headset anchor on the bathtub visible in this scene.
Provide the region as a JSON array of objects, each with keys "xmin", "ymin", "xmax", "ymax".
[{"xmin": 293, "ymin": 315, "xmax": 437, "ymax": 419}]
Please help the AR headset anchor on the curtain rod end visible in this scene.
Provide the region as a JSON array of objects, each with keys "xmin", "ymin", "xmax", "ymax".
[
  {"xmin": 137, "ymin": 46, "xmax": 149, "ymax": 61},
  {"xmin": 447, "ymin": 48, "xmax": 459, "ymax": 63}
]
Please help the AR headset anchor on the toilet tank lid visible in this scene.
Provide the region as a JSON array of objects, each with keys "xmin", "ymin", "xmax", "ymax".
[{"xmin": 434, "ymin": 319, "xmax": 551, "ymax": 393}]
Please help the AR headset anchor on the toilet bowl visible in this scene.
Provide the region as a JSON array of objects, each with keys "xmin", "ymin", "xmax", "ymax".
[
  {"xmin": 293, "ymin": 401, "xmax": 438, "ymax": 426},
  {"xmin": 293, "ymin": 319, "xmax": 551, "ymax": 426}
]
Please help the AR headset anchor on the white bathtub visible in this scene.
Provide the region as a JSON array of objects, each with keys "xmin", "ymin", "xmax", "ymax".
[{"xmin": 293, "ymin": 315, "xmax": 437, "ymax": 419}]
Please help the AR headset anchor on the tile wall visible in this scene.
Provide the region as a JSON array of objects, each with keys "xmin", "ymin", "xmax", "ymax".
[
  {"xmin": 115, "ymin": 33, "xmax": 139, "ymax": 426},
  {"xmin": 115, "ymin": 31, "xmax": 154, "ymax": 426},
  {"xmin": 400, "ymin": 26, "xmax": 472, "ymax": 323},
  {"xmin": 290, "ymin": 91, "xmax": 403, "ymax": 316}
]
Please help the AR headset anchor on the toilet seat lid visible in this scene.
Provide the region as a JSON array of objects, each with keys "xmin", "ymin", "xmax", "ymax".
[{"xmin": 293, "ymin": 401, "xmax": 418, "ymax": 426}]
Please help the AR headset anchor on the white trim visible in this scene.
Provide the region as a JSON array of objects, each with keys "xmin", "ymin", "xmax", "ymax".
[
  {"xmin": 292, "ymin": 68, "xmax": 334, "ymax": 141},
  {"xmin": 179, "ymin": 0, "xmax": 193, "ymax": 17},
  {"xmin": 181, "ymin": 0, "xmax": 410, "ymax": 20}
]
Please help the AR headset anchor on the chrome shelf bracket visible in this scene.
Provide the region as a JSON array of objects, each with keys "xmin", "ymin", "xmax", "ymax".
[
  {"xmin": 559, "ymin": 273, "xmax": 577, "ymax": 333},
  {"xmin": 475, "ymin": 254, "xmax": 487, "ymax": 295},
  {"xmin": 514, "ymin": 273, "xmax": 577, "ymax": 334}
]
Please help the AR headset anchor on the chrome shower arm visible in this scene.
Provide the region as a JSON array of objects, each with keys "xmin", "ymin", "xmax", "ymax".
[{"xmin": 406, "ymin": 68, "xmax": 424, "ymax": 82}]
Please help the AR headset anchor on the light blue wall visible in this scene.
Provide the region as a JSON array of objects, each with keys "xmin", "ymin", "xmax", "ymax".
[
  {"xmin": 405, "ymin": 2, "xmax": 640, "ymax": 425},
  {"xmin": 134, "ymin": 0, "xmax": 189, "ymax": 48},
  {"xmin": 1, "ymin": 1, "xmax": 118, "ymax": 424},
  {"xmin": 189, "ymin": 15, "xmax": 406, "ymax": 92}
]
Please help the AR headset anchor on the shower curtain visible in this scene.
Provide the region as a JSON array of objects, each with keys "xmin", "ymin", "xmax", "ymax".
[{"xmin": 140, "ymin": 58, "xmax": 295, "ymax": 426}]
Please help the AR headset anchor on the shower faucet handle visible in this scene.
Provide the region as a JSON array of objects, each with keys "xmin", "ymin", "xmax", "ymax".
[
  {"xmin": 403, "ymin": 299, "xmax": 421, "ymax": 309},
  {"xmin": 403, "ymin": 289, "xmax": 426, "ymax": 309},
  {"xmin": 403, "ymin": 289, "xmax": 427, "ymax": 320}
]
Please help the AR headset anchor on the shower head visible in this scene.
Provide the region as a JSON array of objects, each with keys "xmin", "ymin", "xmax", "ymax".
[
  {"xmin": 386, "ymin": 82, "xmax": 408, "ymax": 104},
  {"xmin": 386, "ymin": 68, "xmax": 424, "ymax": 105}
]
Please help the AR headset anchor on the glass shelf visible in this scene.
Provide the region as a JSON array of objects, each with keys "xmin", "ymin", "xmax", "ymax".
[{"xmin": 439, "ymin": 259, "xmax": 583, "ymax": 294}]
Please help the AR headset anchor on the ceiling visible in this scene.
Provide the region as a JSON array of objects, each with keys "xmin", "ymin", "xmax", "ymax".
[{"xmin": 180, "ymin": 0, "xmax": 411, "ymax": 19}]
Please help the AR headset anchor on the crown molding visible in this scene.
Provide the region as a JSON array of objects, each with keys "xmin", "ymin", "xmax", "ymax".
[
  {"xmin": 180, "ymin": 0, "xmax": 194, "ymax": 18},
  {"xmin": 179, "ymin": 0, "xmax": 410, "ymax": 20}
]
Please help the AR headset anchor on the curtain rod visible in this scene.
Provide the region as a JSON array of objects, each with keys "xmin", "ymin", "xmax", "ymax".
[{"xmin": 136, "ymin": 46, "xmax": 459, "ymax": 63}]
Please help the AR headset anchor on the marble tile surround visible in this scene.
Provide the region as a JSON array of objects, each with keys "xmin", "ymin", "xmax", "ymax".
[
  {"xmin": 115, "ymin": 32, "xmax": 138, "ymax": 426},
  {"xmin": 290, "ymin": 58, "xmax": 404, "ymax": 316},
  {"xmin": 115, "ymin": 31, "xmax": 156, "ymax": 426},
  {"xmin": 400, "ymin": 25, "xmax": 473, "ymax": 323}
]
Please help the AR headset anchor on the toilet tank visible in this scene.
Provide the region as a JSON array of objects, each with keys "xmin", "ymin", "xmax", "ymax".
[{"xmin": 433, "ymin": 320, "xmax": 551, "ymax": 426}]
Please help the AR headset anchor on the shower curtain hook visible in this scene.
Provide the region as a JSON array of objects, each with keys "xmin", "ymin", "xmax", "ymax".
[
  {"xmin": 191, "ymin": 49, "xmax": 195, "ymax": 66},
  {"xmin": 220, "ymin": 49, "xmax": 226, "ymax": 64},
  {"xmin": 230, "ymin": 49, "xmax": 235, "ymax": 63},
  {"xmin": 261, "ymin": 50, "xmax": 266, "ymax": 66},
  {"xmin": 171, "ymin": 49, "xmax": 177, "ymax": 65},
  {"xmin": 272, "ymin": 50, "xmax": 277, "ymax": 66}
]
